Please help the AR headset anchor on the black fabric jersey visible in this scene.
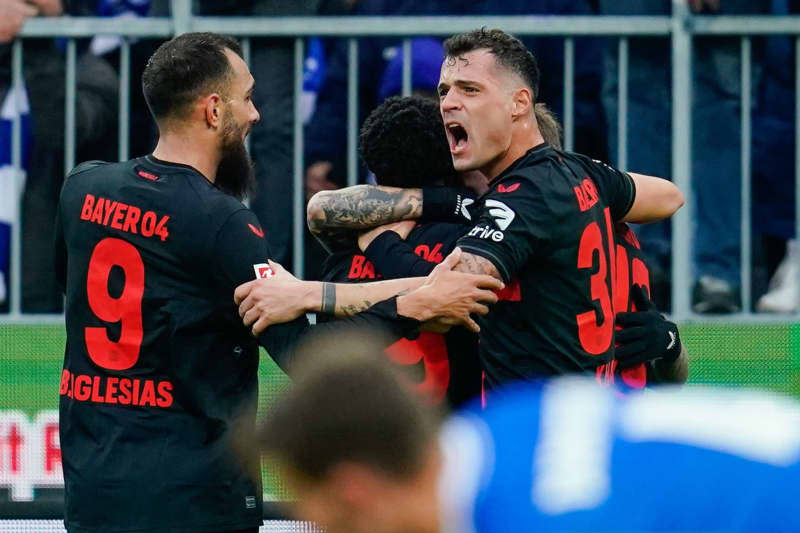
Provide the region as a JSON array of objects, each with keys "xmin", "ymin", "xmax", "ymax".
[
  {"xmin": 319, "ymin": 222, "xmax": 481, "ymax": 408},
  {"xmin": 55, "ymin": 156, "xmax": 270, "ymax": 532},
  {"xmin": 456, "ymin": 143, "xmax": 635, "ymax": 388},
  {"xmin": 599, "ymin": 222, "xmax": 661, "ymax": 391}
]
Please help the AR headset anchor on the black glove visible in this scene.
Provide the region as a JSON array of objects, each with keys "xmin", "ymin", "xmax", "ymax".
[
  {"xmin": 421, "ymin": 188, "xmax": 478, "ymax": 224},
  {"xmin": 614, "ymin": 285, "xmax": 681, "ymax": 369}
]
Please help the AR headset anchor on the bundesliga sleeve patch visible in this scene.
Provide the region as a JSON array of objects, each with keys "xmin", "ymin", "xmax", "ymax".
[{"xmin": 253, "ymin": 263, "xmax": 274, "ymax": 279}]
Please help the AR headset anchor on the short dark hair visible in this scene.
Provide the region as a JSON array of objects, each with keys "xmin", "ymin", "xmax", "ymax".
[
  {"xmin": 444, "ymin": 28, "xmax": 540, "ymax": 101},
  {"xmin": 142, "ymin": 32, "xmax": 243, "ymax": 121},
  {"xmin": 359, "ymin": 95, "xmax": 458, "ymax": 188},
  {"xmin": 259, "ymin": 332, "xmax": 440, "ymax": 482}
]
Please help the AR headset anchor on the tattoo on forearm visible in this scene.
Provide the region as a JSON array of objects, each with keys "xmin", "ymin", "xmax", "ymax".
[
  {"xmin": 307, "ymin": 186, "xmax": 422, "ymax": 235},
  {"xmin": 454, "ymin": 252, "xmax": 502, "ymax": 280},
  {"xmin": 321, "ymin": 282, "xmax": 336, "ymax": 314},
  {"xmin": 338, "ymin": 300, "xmax": 373, "ymax": 316}
]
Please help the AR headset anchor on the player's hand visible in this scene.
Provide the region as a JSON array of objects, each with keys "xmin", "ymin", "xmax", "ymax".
[
  {"xmin": 397, "ymin": 248, "xmax": 503, "ymax": 333},
  {"xmin": 234, "ymin": 260, "xmax": 310, "ymax": 336},
  {"xmin": 614, "ymin": 285, "xmax": 681, "ymax": 368},
  {"xmin": 0, "ymin": 1, "xmax": 38, "ymax": 44},
  {"xmin": 27, "ymin": 0, "xmax": 63, "ymax": 17},
  {"xmin": 358, "ymin": 220, "xmax": 416, "ymax": 251},
  {"xmin": 305, "ymin": 161, "xmax": 338, "ymax": 201}
]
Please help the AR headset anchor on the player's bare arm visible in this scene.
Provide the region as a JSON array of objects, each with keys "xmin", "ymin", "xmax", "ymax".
[
  {"xmin": 234, "ymin": 249, "xmax": 501, "ymax": 335},
  {"xmin": 307, "ymin": 185, "xmax": 423, "ymax": 250},
  {"xmin": 453, "ymin": 250, "xmax": 503, "ymax": 281},
  {"xmin": 623, "ymin": 172, "xmax": 685, "ymax": 223}
]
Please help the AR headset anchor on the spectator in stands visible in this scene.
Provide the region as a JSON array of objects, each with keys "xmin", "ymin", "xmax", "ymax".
[
  {"xmin": 0, "ymin": 0, "xmax": 119, "ymax": 313},
  {"xmin": 754, "ymin": 0, "xmax": 799, "ymax": 313},
  {"xmin": 599, "ymin": 0, "xmax": 770, "ymax": 313}
]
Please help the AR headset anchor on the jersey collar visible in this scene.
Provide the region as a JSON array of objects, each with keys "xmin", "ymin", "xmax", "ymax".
[{"xmin": 487, "ymin": 142, "xmax": 551, "ymax": 188}]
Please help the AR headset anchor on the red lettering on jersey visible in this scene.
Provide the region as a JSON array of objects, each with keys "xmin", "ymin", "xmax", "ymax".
[
  {"xmin": 122, "ymin": 206, "xmax": 141, "ymax": 234},
  {"xmin": 620, "ymin": 365, "xmax": 647, "ymax": 389},
  {"xmin": 157, "ymin": 382, "xmax": 174, "ymax": 408},
  {"xmin": 102, "ymin": 200, "xmax": 118, "ymax": 226},
  {"xmin": 59, "ymin": 373, "xmax": 175, "ymax": 408},
  {"xmin": 90, "ymin": 197, "xmax": 104, "ymax": 223},
  {"xmin": 74, "ymin": 375, "xmax": 91, "ymax": 401},
  {"xmin": 497, "ymin": 183, "xmax": 520, "ymax": 193},
  {"xmin": 60, "ymin": 369, "xmax": 70, "ymax": 395},
  {"xmin": 137, "ymin": 170, "xmax": 159, "ymax": 181},
  {"xmin": 78, "ymin": 194, "xmax": 169, "ymax": 241},
  {"xmin": 139, "ymin": 380, "xmax": 156, "ymax": 407},
  {"xmin": 574, "ymin": 178, "xmax": 599, "ymax": 212},
  {"xmin": 80, "ymin": 194, "xmax": 95, "ymax": 220},
  {"xmin": 110, "ymin": 203, "xmax": 128, "ymax": 230},
  {"xmin": 385, "ymin": 333, "xmax": 449, "ymax": 404},
  {"xmin": 248, "ymin": 223, "xmax": 264, "ymax": 238},
  {"xmin": 495, "ymin": 278, "xmax": 521, "ymax": 302},
  {"xmin": 118, "ymin": 378, "xmax": 132, "ymax": 405},
  {"xmin": 105, "ymin": 377, "xmax": 119, "ymax": 404},
  {"xmin": 347, "ymin": 255, "xmax": 378, "ymax": 279}
]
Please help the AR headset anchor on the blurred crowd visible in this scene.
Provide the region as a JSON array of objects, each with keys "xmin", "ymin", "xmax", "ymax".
[{"xmin": 0, "ymin": 0, "xmax": 797, "ymax": 314}]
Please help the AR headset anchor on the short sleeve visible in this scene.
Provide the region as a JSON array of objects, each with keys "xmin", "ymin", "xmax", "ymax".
[
  {"xmin": 211, "ymin": 209, "xmax": 273, "ymax": 294},
  {"xmin": 578, "ymin": 156, "xmax": 636, "ymax": 221},
  {"xmin": 456, "ymin": 177, "xmax": 551, "ymax": 283}
]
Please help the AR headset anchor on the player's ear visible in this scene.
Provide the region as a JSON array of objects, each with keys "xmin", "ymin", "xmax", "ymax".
[
  {"xmin": 203, "ymin": 93, "xmax": 223, "ymax": 129},
  {"xmin": 511, "ymin": 87, "xmax": 532, "ymax": 120}
]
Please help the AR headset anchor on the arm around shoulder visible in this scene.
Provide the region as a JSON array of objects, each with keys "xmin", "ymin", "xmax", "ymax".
[{"xmin": 623, "ymin": 173, "xmax": 685, "ymax": 224}]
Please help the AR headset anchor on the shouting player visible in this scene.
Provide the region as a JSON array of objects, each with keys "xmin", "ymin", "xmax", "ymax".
[
  {"xmin": 348, "ymin": 96, "xmax": 688, "ymax": 392},
  {"xmin": 261, "ymin": 345, "xmax": 800, "ymax": 533},
  {"xmin": 55, "ymin": 32, "xmax": 501, "ymax": 533},
  {"xmin": 305, "ymin": 28, "xmax": 684, "ymax": 389}
]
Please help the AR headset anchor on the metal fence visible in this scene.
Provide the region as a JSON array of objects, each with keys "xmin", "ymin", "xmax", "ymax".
[{"xmin": 3, "ymin": 0, "xmax": 800, "ymax": 323}]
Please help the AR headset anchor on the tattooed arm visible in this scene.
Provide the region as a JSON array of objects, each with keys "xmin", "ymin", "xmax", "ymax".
[
  {"xmin": 453, "ymin": 252, "xmax": 503, "ymax": 281},
  {"xmin": 307, "ymin": 185, "xmax": 423, "ymax": 252}
]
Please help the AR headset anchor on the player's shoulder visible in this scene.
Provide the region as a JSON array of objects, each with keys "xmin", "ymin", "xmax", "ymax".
[{"xmin": 66, "ymin": 160, "xmax": 112, "ymax": 180}]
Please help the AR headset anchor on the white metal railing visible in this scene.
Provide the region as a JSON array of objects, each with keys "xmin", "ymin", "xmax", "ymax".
[{"xmin": 2, "ymin": 0, "xmax": 799, "ymax": 323}]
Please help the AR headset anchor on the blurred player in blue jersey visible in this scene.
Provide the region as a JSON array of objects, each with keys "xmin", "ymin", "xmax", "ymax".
[{"xmin": 261, "ymin": 341, "xmax": 800, "ymax": 533}]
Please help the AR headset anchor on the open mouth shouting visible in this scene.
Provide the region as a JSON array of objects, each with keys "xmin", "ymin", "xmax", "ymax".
[{"xmin": 446, "ymin": 121, "xmax": 469, "ymax": 155}]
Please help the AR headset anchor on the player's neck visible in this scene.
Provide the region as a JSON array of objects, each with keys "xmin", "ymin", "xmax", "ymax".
[
  {"xmin": 483, "ymin": 122, "xmax": 545, "ymax": 180},
  {"xmin": 152, "ymin": 132, "xmax": 220, "ymax": 184}
]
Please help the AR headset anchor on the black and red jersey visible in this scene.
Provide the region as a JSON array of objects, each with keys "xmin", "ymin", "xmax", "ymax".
[
  {"xmin": 55, "ymin": 155, "xmax": 270, "ymax": 532},
  {"xmin": 597, "ymin": 222, "xmax": 657, "ymax": 392},
  {"xmin": 319, "ymin": 222, "xmax": 481, "ymax": 408},
  {"xmin": 456, "ymin": 143, "xmax": 635, "ymax": 388}
]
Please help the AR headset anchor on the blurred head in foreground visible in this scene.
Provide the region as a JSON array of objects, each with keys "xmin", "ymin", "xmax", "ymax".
[{"xmin": 260, "ymin": 333, "xmax": 443, "ymax": 533}]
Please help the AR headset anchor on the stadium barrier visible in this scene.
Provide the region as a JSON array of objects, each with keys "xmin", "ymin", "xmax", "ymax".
[{"xmin": 2, "ymin": 0, "xmax": 800, "ymax": 525}]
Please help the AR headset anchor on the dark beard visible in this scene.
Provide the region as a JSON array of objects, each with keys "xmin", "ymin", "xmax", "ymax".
[{"xmin": 215, "ymin": 125, "xmax": 256, "ymax": 201}]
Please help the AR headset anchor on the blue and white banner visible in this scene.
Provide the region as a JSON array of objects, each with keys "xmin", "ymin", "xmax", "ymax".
[{"xmin": 0, "ymin": 85, "xmax": 31, "ymax": 307}]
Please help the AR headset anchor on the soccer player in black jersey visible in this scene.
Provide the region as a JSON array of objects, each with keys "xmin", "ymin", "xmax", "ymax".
[
  {"xmin": 317, "ymin": 95, "xmax": 482, "ymax": 407},
  {"xmin": 340, "ymin": 96, "xmax": 688, "ymax": 396},
  {"xmin": 307, "ymin": 28, "xmax": 685, "ymax": 389},
  {"xmin": 55, "ymin": 33, "xmax": 501, "ymax": 533}
]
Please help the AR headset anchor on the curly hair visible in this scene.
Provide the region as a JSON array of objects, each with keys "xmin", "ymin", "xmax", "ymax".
[
  {"xmin": 359, "ymin": 95, "xmax": 458, "ymax": 188},
  {"xmin": 444, "ymin": 28, "xmax": 540, "ymax": 101}
]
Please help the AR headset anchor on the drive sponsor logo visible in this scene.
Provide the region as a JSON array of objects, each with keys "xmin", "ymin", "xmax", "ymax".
[
  {"xmin": 0, "ymin": 410, "xmax": 62, "ymax": 501},
  {"xmin": 253, "ymin": 263, "xmax": 274, "ymax": 279},
  {"xmin": 485, "ymin": 199, "xmax": 515, "ymax": 231},
  {"xmin": 468, "ymin": 224, "xmax": 504, "ymax": 242}
]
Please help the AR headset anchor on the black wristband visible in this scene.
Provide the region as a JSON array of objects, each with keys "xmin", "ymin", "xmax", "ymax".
[
  {"xmin": 421, "ymin": 187, "xmax": 477, "ymax": 223},
  {"xmin": 369, "ymin": 296, "xmax": 421, "ymax": 340}
]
